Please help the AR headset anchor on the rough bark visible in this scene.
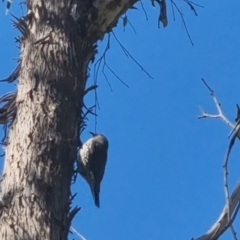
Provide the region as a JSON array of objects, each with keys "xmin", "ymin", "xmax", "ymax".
[{"xmin": 0, "ymin": 0, "xmax": 136, "ymax": 239}]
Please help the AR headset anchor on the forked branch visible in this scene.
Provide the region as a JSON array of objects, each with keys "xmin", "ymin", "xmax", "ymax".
[
  {"xmin": 198, "ymin": 78, "xmax": 234, "ymax": 129},
  {"xmin": 195, "ymin": 78, "xmax": 240, "ymax": 240}
]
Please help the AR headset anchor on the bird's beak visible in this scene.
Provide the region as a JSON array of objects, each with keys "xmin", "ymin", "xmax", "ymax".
[{"xmin": 89, "ymin": 131, "xmax": 96, "ymax": 136}]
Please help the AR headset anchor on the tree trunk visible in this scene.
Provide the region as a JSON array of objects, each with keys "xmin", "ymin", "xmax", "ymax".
[{"xmin": 0, "ymin": 0, "xmax": 135, "ymax": 239}]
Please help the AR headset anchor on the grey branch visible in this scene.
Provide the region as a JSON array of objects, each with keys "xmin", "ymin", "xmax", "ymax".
[
  {"xmin": 198, "ymin": 78, "xmax": 234, "ymax": 129},
  {"xmin": 196, "ymin": 78, "xmax": 240, "ymax": 240},
  {"xmin": 193, "ymin": 181, "xmax": 240, "ymax": 240},
  {"xmin": 223, "ymin": 132, "xmax": 239, "ymax": 240}
]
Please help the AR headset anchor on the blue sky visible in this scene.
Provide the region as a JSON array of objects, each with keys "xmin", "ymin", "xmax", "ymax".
[{"xmin": 1, "ymin": 1, "xmax": 240, "ymax": 239}]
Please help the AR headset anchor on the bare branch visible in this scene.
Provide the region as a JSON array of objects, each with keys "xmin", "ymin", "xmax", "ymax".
[
  {"xmin": 82, "ymin": 105, "xmax": 97, "ymax": 119},
  {"xmin": 84, "ymin": 85, "xmax": 98, "ymax": 96},
  {"xmin": 102, "ymin": 69, "xmax": 113, "ymax": 92},
  {"xmin": 198, "ymin": 78, "xmax": 234, "ymax": 129},
  {"xmin": 170, "ymin": 0, "xmax": 176, "ymax": 21},
  {"xmin": 197, "ymin": 78, "xmax": 240, "ymax": 240},
  {"xmin": 139, "ymin": 0, "xmax": 148, "ymax": 20},
  {"xmin": 193, "ymin": 181, "xmax": 240, "ymax": 240},
  {"xmin": 223, "ymin": 132, "xmax": 239, "ymax": 240},
  {"xmin": 170, "ymin": 0, "xmax": 194, "ymax": 46},
  {"xmin": 112, "ymin": 32, "xmax": 153, "ymax": 79},
  {"xmin": 183, "ymin": 0, "xmax": 204, "ymax": 9},
  {"xmin": 94, "ymin": 34, "xmax": 129, "ymax": 89},
  {"xmin": 183, "ymin": 0, "xmax": 204, "ymax": 16},
  {"xmin": 94, "ymin": 34, "xmax": 110, "ymax": 85},
  {"xmin": 0, "ymin": 63, "xmax": 20, "ymax": 83},
  {"xmin": 105, "ymin": 62, "xmax": 129, "ymax": 88},
  {"xmin": 122, "ymin": 15, "xmax": 137, "ymax": 34}
]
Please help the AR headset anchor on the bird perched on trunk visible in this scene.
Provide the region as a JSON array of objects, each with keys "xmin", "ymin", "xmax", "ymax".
[{"xmin": 77, "ymin": 132, "xmax": 109, "ymax": 208}]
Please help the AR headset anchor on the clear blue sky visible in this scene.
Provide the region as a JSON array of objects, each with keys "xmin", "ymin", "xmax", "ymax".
[{"xmin": 1, "ymin": 1, "xmax": 240, "ymax": 239}]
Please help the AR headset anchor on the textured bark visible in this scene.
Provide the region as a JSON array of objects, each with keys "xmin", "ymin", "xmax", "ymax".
[
  {"xmin": 0, "ymin": 0, "xmax": 136, "ymax": 239},
  {"xmin": 0, "ymin": 3, "xmax": 90, "ymax": 240}
]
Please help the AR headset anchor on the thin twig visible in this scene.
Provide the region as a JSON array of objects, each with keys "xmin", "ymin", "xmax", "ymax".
[
  {"xmin": 70, "ymin": 226, "xmax": 87, "ymax": 240},
  {"xmin": 112, "ymin": 32, "xmax": 153, "ymax": 79},
  {"xmin": 84, "ymin": 85, "xmax": 98, "ymax": 96},
  {"xmin": 94, "ymin": 34, "xmax": 129, "ymax": 89},
  {"xmin": 170, "ymin": 0, "xmax": 176, "ymax": 21},
  {"xmin": 94, "ymin": 35, "xmax": 111, "ymax": 86},
  {"xmin": 183, "ymin": 0, "xmax": 204, "ymax": 8},
  {"xmin": 127, "ymin": 18, "xmax": 137, "ymax": 34},
  {"xmin": 82, "ymin": 105, "xmax": 97, "ymax": 119},
  {"xmin": 102, "ymin": 69, "xmax": 113, "ymax": 92},
  {"xmin": 170, "ymin": 0, "xmax": 194, "ymax": 46},
  {"xmin": 105, "ymin": 63, "xmax": 129, "ymax": 88},
  {"xmin": 139, "ymin": 0, "xmax": 148, "ymax": 20}
]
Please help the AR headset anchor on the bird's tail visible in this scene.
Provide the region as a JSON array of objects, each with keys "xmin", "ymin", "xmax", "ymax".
[
  {"xmin": 89, "ymin": 175, "xmax": 100, "ymax": 208},
  {"xmin": 92, "ymin": 183, "xmax": 100, "ymax": 208},
  {"xmin": 89, "ymin": 186, "xmax": 100, "ymax": 207},
  {"xmin": 94, "ymin": 190, "xmax": 100, "ymax": 208}
]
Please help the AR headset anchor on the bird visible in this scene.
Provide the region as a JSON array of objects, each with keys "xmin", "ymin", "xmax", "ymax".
[{"xmin": 77, "ymin": 132, "xmax": 109, "ymax": 208}]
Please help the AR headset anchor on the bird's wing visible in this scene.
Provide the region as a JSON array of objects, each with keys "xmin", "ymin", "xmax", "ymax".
[{"xmin": 93, "ymin": 143, "xmax": 108, "ymax": 183}]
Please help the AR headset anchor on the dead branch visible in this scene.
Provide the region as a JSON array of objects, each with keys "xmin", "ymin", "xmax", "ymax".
[
  {"xmin": 193, "ymin": 181, "xmax": 240, "ymax": 240},
  {"xmin": 197, "ymin": 78, "xmax": 240, "ymax": 240},
  {"xmin": 112, "ymin": 32, "xmax": 153, "ymax": 79},
  {"xmin": 84, "ymin": 85, "xmax": 98, "ymax": 96},
  {"xmin": 122, "ymin": 15, "xmax": 137, "ymax": 34},
  {"xmin": 139, "ymin": 1, "xmax": 148, "ymax": 20},
  {"xmin": 223, "ymin": 131, "xmax": 239, "ymax": 240},
  {"xmin": 0, "ymin": 63, "xmax": 20, "ymax": 83},
  {"xmin": 170, "ymin": 0, "xmax": 194, "ymax": 46},
  {"xmin": 198, "ymin": 78, "xmax": 234, "ymax": 129},
  {"xmin": 94, "ymin": 34, "xmax": 130, "ymax": 88}
]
